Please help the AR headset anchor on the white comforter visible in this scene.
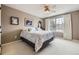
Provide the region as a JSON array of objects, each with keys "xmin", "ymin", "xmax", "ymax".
[{"xmin": 20, "ymin": 30, "xmax": 54, "ymax": 52}]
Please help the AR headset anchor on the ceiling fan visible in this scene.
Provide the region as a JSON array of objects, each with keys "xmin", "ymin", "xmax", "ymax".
[
  {"xmin": 43, "ymin": 4, "xmax": 56, "ymax": 13},
  {"xmin": 44, "ymin": 5, "xmax": 50, "ymax": 11}
]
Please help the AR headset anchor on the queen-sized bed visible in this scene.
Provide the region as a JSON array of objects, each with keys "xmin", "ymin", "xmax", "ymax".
[{"xmin": 20, "ymin": 27, "xmax": 54, "ymax": 52}]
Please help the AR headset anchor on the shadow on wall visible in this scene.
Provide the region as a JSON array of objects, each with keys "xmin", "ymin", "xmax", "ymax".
[{"xmin": 1, "ymin": 29, "xmax": 22, "ymax": 44}]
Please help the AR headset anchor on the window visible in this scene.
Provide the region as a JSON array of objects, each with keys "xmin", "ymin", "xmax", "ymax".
[
  {"xmin": 56, "ymin": 17, "xmax": 64, "ymax": 32},
  {"xmin": 50, "ymin": 16, "xmax": 64, "ymax": 32}
]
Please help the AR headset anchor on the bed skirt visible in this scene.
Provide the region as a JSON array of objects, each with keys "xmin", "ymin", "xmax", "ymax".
[{"xmin": 20, "ymin": 37, "xmax": 54, "ymax": 52}]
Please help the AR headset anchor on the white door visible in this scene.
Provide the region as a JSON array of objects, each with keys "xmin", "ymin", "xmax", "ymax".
[{"xmin": 63, "ymin": 14, "xmax": 72, "ymax": 40}]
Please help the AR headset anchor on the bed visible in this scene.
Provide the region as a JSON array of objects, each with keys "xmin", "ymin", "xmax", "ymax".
[{"xmin": 20, "ymin": 27, "xmax": 54, "ymax": 52}]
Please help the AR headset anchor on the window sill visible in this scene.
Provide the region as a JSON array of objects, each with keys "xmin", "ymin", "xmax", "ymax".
[{"xmin": 55, "ymin": 30, "xmax": 64, "ymax": 33}]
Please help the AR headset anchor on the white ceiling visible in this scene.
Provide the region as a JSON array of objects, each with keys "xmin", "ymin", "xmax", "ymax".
[{"xmin": 5, "ymin": 4, "xmax": 79, "ymax": 18}]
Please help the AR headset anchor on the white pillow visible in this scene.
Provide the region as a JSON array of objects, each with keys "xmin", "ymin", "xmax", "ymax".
[
  {"xmin": 36, "ymin": 28, "xmax": 43, "ymax": 31},
  {"xmin": 22, "ymin": 28, "xmax": 28, "ymax": 32},
  {"xmin": 23, "ymin": 27, "xmax": 38, "ymax": 32},
  {"xmin": 29, "ymin": 27, "xmax": 37, "ymax": 32}
]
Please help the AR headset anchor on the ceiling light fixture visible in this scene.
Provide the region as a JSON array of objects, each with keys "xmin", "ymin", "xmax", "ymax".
[{"xmin": 42, "ymin": 4, "xmax": 56, "ymax": 14}]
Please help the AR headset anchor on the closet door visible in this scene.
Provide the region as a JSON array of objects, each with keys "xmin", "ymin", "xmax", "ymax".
[{"xmin": 64, "ymin": 14, "xmax": 72, "ymax": 40}]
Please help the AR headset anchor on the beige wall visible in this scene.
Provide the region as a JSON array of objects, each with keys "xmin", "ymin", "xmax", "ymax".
[
  {"xmin": 71, "ymin": 11, "xmax": 79, "ymax": 40},
  {"xmin": 1, "ymin": 5, "xmax": 43, "ymax": 44}
]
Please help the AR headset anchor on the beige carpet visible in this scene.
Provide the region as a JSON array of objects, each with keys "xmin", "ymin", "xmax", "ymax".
[{"xmin": 2, "ymin": 38, "xmax": 79, "ymax": 55}]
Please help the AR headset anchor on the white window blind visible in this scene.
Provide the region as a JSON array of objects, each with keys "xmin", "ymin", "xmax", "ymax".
[{"xmin": 50, "ymin": 16, "xmax": 64, "ymax": 32}]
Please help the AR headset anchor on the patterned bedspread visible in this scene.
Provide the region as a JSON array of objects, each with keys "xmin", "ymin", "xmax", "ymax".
[{"xmin": 20, "ymin": 30, "xmax": 54, "ymax": 52}]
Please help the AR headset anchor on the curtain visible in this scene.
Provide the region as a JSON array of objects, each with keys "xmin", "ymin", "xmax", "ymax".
[{"xmin": 63, "ymin": 14, "xmax": 72, "ymax": 40}]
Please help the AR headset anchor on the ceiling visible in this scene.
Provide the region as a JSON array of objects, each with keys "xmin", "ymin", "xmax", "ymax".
[{"xmin": 5, "ymin": 4, "xmax": 79, "ymax": 18}]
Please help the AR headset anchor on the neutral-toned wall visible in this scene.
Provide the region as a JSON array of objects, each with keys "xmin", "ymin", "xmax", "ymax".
[
  {"xmin": 71, "ymin": 11, "xmax": 79, "ymax": 40},
  {"xmin": 1, "ymin": 5, "xmax": 43, "ymax": 44}
]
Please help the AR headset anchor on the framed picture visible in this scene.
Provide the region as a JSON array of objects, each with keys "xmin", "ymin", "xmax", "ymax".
[
  {"xmin": 24, "ymin": 20, "xmax": 32, "ymax": 26},
  {"xmin": 10, "ymin": 16, "xmax": 19, "ymax": 25}
]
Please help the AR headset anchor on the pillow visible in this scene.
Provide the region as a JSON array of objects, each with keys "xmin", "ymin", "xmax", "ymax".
[
  {"xmin": 27, "ymin": 28, "xmax": 31, "ymax": 31},
  {"xmin": 36, "ymin": 28, "xmax": 43, "ymax": 31},
  {"xmin": 22, "ymin": 28, "xmax": 28, "ymax": 31},
  {"xmin": 23, "ymin": 27, "xmax": 38, "ymax": 32},
  {"xmin": 29, "ymin": 27, "xmax": 37, "ymax": 32},
  {"xmin": 22, "ymin": 27, "xmax": 31, "ymax": 32}
]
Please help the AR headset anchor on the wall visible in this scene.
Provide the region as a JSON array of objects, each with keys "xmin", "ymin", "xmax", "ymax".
[
  {"xmin": 1, "ymin": 5, "xmax": 43, "ymax": 44},
  {"xmin": 71, "ymin": 11, "xmax": 79, "ymax": 40}
]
